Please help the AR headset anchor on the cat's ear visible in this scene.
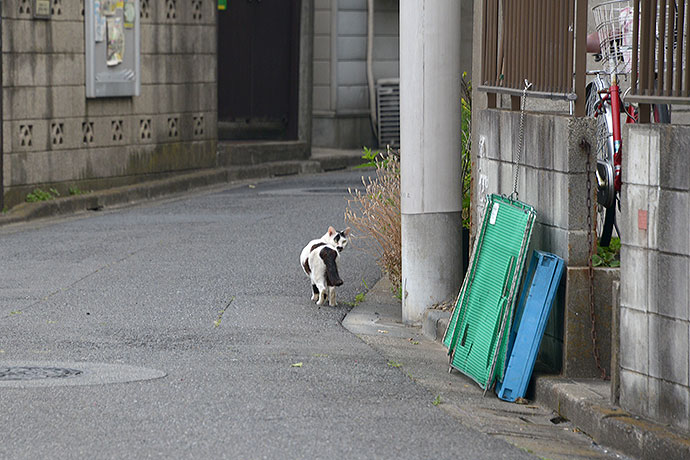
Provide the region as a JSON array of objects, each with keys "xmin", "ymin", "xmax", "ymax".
[
  {"xmin": 328, "ymin": 226, "xmax": 336, "ymax": 236},
  {"xmin": 343, "ymin": 227, "xmax": 351, "ymax": 236}
]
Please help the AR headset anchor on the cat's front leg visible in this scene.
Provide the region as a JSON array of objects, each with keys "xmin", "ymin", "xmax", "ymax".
[
  {"xmin": 317, "ymin": 290, "xmax": 327, "ymax": 305},
  {"xmin": 311, "ymin": 284, "xmax": 319, "ymax": 301},
  {"xmin": 328, "ymin": 287, "xmax": 336, "ymax": 306}
]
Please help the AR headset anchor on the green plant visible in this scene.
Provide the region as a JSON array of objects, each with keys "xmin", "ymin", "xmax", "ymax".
[
  {"xmin": 387, "ymin": 360, "xmax": 402, "ymax": 368},
  {"xmin": 68, "ymin": 186, "xmax": 89, "ymax": 196},
  {"xmin": 26, "ymin": 188, "xmax": 60, "ymax": 203},
  {"xmin": 432, "ymin": 395, "xmax": 442, "ymax": 406},
  {"xmin": 593, "ymin": 237, "xmax": 621, "ymax": 267},
  {"xmin": 460, "ymin": 72, "xmax": 472, "ymax": 230},
  {"xmin": 345, "ymin": 148, "xmax": 401, "ymax": 293}
]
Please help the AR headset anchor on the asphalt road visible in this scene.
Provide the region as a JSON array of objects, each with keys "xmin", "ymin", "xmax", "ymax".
[{"xmin": 0, "ymin": 170, "xmax": 536, "ymax": 459}]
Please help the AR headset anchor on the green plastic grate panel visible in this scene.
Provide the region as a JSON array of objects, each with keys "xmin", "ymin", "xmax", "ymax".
[{"xmin": 443, "ymin": 194, "xmax": 535, "ymax": 389}]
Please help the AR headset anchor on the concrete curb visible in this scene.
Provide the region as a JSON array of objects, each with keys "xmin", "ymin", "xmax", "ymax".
[
  {"xmin": 0, "ymin": 154, "xmax": 365, "ymax": 227},
  {"xmin": 534, "ymin": 376, "xmax": 690, "ymax": 460},
  {"xmin": 422, "ymin": 296, "xmax": 690, "ymax": 460}
]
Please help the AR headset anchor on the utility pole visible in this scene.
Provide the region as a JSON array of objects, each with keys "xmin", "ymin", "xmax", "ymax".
[{"xmin": 400, "ymin": 0, "xmax": 463, "ymax": 324}]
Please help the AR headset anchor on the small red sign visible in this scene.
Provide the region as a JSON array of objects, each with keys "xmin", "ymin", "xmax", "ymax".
[{"xmin": 638, "ymin": 209, "xmax": 648, "ymax": 230}]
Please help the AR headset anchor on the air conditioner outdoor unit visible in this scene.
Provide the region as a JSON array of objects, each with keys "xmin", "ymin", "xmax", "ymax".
[{"xmin": 376, "ymin": 78, "xmax": 400, "ymax": 149}]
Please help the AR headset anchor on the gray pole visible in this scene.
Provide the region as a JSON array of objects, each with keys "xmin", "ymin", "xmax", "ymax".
[{"xmin": 400, "ymin": 0, "xmax": 463, "ymax": 325}]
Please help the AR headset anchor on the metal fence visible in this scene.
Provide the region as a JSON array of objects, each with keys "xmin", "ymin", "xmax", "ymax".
[
  {"xmin": 478, "ymin": 0, "xmax": 690, "ymax": 120},
  {"xmin": 628, "ymin": 0, "xmax": 690, "ymax": 121},
  {"xmin": 478, "ymin": 0, "xmax": 588, "ymax": 116}
]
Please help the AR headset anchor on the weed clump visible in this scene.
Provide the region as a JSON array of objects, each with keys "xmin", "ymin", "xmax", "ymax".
[{"xmin": 345, "ymin": 148, "xmax": 401, "ymax": 294}]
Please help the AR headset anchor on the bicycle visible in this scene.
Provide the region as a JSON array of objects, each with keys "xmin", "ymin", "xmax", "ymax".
[{"xmin": 585, "ymin": 0, "xmax": 672, "ymax": 247}]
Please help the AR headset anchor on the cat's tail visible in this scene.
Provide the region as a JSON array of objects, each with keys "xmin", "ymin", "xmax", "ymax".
[{"xmin": 320, "ymin": 247, "xmax": 343, "ymax": 287}]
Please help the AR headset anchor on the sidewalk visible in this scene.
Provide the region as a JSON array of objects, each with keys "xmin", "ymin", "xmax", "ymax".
[
  {"xmin": 344, "ymin": 278, "xmax": 690, "ymax": 460},
  {"xmin": 0, "ymin": 148, "xmax": 363, "ymax": 227}
]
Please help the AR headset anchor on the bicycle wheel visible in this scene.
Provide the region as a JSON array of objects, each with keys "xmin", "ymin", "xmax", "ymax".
[{"xmin": 585, "ymin": 79, "xmax": 618, "ymax": 247}]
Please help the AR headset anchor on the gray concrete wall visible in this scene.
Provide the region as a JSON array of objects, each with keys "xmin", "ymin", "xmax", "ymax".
[
  {"xmin": 312, "ymin": 0, "xmax": 398, "ymax": 148},
  {"xmin": 2, "ymin": 0, "xmax": 217, "ymax": 208},
  {"xmin": 619, "ymin": 124, "xmax": 690, "ymax": 432}
]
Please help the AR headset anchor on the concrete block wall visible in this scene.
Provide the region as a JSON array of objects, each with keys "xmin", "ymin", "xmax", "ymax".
[
  {"xmin": 312, "ymin": 0, "xmax": 398, "ymax": 148},
  {"xmin": 620, "ymin": 124, "xmax": 690, "ymax": 432},
  {"xmin": 2, "ymin": 0, "xmax": 217, "ymax": 208},
  {"xmin": 474, "ymin": 109, "xmax": 617, "ymax": 377}
]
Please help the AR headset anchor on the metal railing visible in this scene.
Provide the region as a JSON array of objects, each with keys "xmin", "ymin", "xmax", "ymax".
[
  {"xmin": 479, "ymin": 0, "xmax": 690, "ymax": 119},
  {"xmin": 479, "ymin": 0, "xmax": 589, "ymax": 116},
  {"xmin": 629, "ymin": 0, "xmax": 690, "ymax": 121}
]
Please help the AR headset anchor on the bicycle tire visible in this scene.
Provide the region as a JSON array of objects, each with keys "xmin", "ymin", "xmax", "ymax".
[{"xmin": 585, "ymin": 80, "xmax": 617, "ymax": 247}]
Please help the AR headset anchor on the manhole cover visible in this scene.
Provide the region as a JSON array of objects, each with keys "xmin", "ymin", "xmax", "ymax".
[{"xmin": 0, "ymin": 366, "xmax": 83, "ymax": 381}]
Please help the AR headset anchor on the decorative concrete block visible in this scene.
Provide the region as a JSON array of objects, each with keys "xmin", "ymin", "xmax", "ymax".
[
  {"xmin": 620, "ymin": 246, "xmax": 648, "ymax": 311},
  {"xmin": 620, "ymin": 369, "xmax": 649, "ymax": 416},
  {"xmin": 620, "ymin": 307, "xmax": 649, "ymax": 374},
  {"xmin": 649, "ymin": 315, "xmax": 689, "ymax": 385}
]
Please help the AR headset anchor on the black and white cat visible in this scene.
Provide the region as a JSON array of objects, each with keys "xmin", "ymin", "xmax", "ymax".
[{"xmin": 300, "ymin": 226, "xmax": 351, "ymax": 306}]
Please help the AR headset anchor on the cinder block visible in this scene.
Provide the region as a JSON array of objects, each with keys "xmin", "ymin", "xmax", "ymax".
[
  {"xmin": 373, "ymin": 36, "xmax": 399, "ymax": 61},
  {"xmin": 625, "ymin": 125, "xmax": 651, "ymax": 186},
  {"xmin": 648, "ymin": 377, "xmax": 690, "ymax": 431},
  {"xmin": 313, "ymin": 86, "xmax": 332, "ymax": 112},
  {"xmin": 620, "ymin": 369, "xmax": 649, "ymax": 416},
  {"xmin": 313, "ymin": 36, "xmax": 331, "ymax": 60},
  {"xmin": 314, "ymin": 10, "xmax": 332, "ymax": 35},
  {"xmin": 497, "ymin": 110, "xmax": 515, "ymax": 163},
  {"xmin": 562, "ymin": 267, "xmax": 616, "ymax": 378},
  {"xmin": 372, "ymin": 61, "xmax": 398, "ymax": 80},
  {"xmin": 649, "ymin": 315, "xmax": 689, "ymax": 385},
  {"xmin": 337, "ymin": 36, "xmax": 366, "ymax": 60},
  {"xmin": 336, "ymin": 85, "xmax": 367, "ymax": 111},
  {"xmin": 622, "ymin": 183, "xmax": 651, "ymax": 249},
  {"xmin": 620, "ymin": 246, "xmax": 648, "ymax": 311},
  {"xmin": 620, "ymin": 307, "xmax": 649, "ymax": 374},
  {"xmin": 536, "ymin": 168, "xmax": 555, "ymax": 227},
  {"xmin": 566, "ymin": 171, "xmax": 590, "ymax": 231},
  {"xmin": 337, "ymin": 11, "xmax": 367, "ymax": 36},
  {"xmin": 336, "ymin": 61, "xmax": 366, "ymax": 86},
  {"xmin": 373, "ymin": 10, "xmax": 399, "ymax": 35},
  {"xmin": 313, "ymin": 61, "xmax": 331, "ymax": 86},
  {"xmin": 565, "ymin": 116, "xmax": 595, "ymax": 174},
  {"xmin": 657, "ymin": 189, "xmax": 689, "ymax": 255},
  {"xmin": 651, "ymin": 253, "xmax": 689, "ymax": 320},
  {"xmin": 660, "ymin": 126, "xmax": 690, "ymax": 191},
  {"xmin": 339, "ymin": 0, "xmax": 367, "ymax": 10}
]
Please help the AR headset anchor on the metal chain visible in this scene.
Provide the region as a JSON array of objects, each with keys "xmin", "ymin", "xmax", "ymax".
[
  {"xmin": 511, "ymin": 80, "xmax": 533, "ymax": 201},
  {"xmin": 583, "ymin": 139, "xmax": 608, "ymax": 380}
]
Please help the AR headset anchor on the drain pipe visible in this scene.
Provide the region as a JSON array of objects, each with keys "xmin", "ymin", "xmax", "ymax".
[{"xmin": 366, "ymin": 0, "xmax": 377, "ymax": 140}]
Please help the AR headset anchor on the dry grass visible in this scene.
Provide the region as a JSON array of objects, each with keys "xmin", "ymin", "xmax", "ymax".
[{"xmin": 345, "ymin": 150, "xmax": 401, "ymax": 293}]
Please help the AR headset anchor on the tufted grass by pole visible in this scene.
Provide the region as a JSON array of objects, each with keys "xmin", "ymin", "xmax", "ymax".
[{"xmin": 345, "ymin": 149, "xmax": 402, "ymax": 295}]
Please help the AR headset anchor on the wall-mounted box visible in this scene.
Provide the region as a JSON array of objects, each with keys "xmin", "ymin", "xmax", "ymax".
[{"xmin": 84, "ymin": 0, "xmax": 141, "ymax": 98}]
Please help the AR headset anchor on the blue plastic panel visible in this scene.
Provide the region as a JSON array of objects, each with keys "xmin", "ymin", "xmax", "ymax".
[{"xmin": 496, "ymin": 251, "xmax": 565, "ymax": 402}]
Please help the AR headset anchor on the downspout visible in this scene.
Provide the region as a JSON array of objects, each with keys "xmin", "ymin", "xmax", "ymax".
[{"xmin": 366, "ymin": 0, "xmax": 377, "ymax": 140}]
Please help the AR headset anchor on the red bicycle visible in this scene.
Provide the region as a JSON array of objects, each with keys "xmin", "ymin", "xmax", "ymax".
[{"xmin": 585, "ymin": 0, "xmax": 671, "ymax": 247}]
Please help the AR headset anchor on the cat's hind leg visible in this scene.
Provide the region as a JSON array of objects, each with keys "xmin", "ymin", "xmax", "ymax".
[{"xmin": 328, "ymin": 287, "xmax": 336, "ymax": 306}]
